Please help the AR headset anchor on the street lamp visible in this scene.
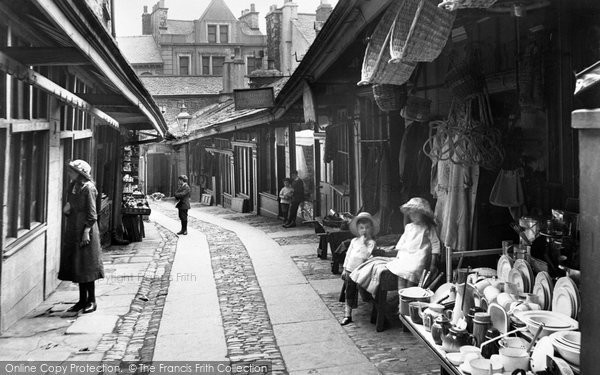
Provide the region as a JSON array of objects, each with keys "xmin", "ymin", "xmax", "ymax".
[{"xmin": 176, "ymin": 103, "xmax": 192, "ymax": 134}]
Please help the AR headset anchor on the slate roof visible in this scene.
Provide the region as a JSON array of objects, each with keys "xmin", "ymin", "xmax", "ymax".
[
  {"xmin": 239, "ymin": 22, "xmax": 265, "ymax": 36},
  {"xmin": 171, "ymin": 77, "xmax": 290, "ymax": 139},
  {"xmin": 117, "ymin": 35, "xmax": 163, "ymax": 65},
  {"xmin": 293, "ymin": 14, "xmax": 317, "ymax": 43},
  {"xmin": 163, "ymin": 19, "xmax": 194, "ymax": 35},
  {"xmin": 199, "ymin": 0, "xmax": 238, "ymax": 22},
  {"xmin": 140, "ymin": 76, "xmax": 223, "ymax": 96}
]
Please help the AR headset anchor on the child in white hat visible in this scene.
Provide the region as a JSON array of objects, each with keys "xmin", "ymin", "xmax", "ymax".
[
  {"xmin": 340, "ymin": 212, "xmax": 379, "ymax": 325},
  {"xmin": 387, "ymin": 198, "xmax": 441, "ymax": 295}
]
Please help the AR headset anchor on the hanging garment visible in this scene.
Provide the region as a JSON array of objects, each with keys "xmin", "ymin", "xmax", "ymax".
[
  {"xmin": 433, "ymin": 145, "xmax": 480, "ymax": 252},
  {"xmin": 399, "ymin": 121, "xmax": 432, "ymax": 199},
  {"xmin": 324, "ymin": 125, "xmax": 338, "ymax": 163},
  {"xmin": 489, "ymin": 168, "xmax": 526, "ymax": 220}
]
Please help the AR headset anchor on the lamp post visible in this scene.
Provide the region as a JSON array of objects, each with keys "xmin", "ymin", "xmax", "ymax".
[{"xmin": 176, "ymin": 103, "xmax": 192, "ymax": 135}]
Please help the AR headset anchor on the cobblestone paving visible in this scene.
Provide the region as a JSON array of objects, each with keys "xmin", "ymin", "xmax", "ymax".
[
  {"xmin": 89, "ymin": 223, "xmax": 178, "ymax": 363},
  {"xmin": 290, "ymin": 255, "xmax": 339, "ymax": 281},
  {"xmin": 155, "ymin": 204, "xmax": 287, "ymax": 375}
]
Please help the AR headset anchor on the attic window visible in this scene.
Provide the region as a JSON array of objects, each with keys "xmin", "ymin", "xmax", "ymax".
[
  {"xmin": 208, "ymin": 25, "xmax": 217, "ymax": 43},
  {"xmin": 219, "ymin": 25, "xmax": 228, "ymax": 44},
  {"xmin": 179, "ymin": 56, "xmax": 190, "ymax": 75}
]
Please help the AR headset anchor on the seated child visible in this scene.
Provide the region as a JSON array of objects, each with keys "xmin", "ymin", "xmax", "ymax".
[
  {"xmin": 340, "ymin": 212, "xmax": 378, "ymax": 325},
  {"xmin": 386, "ymin": 198, "xmax": 440, "ymax": 301}
]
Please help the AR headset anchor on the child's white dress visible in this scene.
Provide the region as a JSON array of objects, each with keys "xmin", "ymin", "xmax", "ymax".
[{"xmin": 386, "ymin": 223, "xmax": 441, "ymax": 284}]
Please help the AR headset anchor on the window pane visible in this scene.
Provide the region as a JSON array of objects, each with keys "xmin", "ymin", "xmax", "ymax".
[
  {"xmin": 179, "ymin": 56, "xmax": 189, "ymax": 76},
  {"xmin": 202, "ymin": 56, "xmax": 210, "ymax": 75},
  {"xmin": 212, "ymin": 56, "xmax": 225, "ymax": 76},
  {"xmin": 207, "ymin": 25, "xmax": 217, "ymax": 43},
  {"xmin": 219, "ymin": 25, "xmax": 228, "ymax": 43}
]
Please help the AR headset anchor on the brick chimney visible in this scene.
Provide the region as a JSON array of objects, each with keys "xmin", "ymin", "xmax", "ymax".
[
  {"xmin": 316, "ymin": 0, "xmax": 333, "ymax": 23},
  {"xmin": 142, "ymin": 5, "xmax": 152, "ymax": 35},
  {"xmin": 222, "ymin": 47, "xmax": 247, "ymax": 93},
  {"xmin": 239, "ymin": 3, "xmax": 259, "ymax": 30}
]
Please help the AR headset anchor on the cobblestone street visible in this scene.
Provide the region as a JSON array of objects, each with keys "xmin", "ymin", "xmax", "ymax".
[{"xmin": 0, "ymin": 199, "xmax": 441, "ymax": 374}]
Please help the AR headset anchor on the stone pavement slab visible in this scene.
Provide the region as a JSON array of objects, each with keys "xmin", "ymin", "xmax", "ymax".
[
  {"xmin": 150, "ymin": 209, "xmax": 227, "ymax": 362},
  {"xmin": 272, "ymin": 320, "xmax": 347, "ymax": 346},
  {"xmin": 66, "ymin": 314, "xmax": 120, "ymax": 334},
  {"xmin": 288, "ymin": 362, "xmax": 380, "ymax": 375},
  {"xmin": 279, "ymin": 337, "xmax": 370, "ymax": 372}
]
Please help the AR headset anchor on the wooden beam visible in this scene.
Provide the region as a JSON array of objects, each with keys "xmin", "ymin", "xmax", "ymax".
[
  {"xmin": 0, "ymin": 50, "xmax": 118, "ymax": 128},
  {"xmin": 11, "ymin": 120, "xmax": 50, "ymax": 133},
  {"xmin": 0, "ymin": 47, "xmax": 90, "ymax": 66},
  {"xmin": 76, "ymin": 93, "xmax": 131, "ymax": 106},
  {"xmin": 112, "ymin": 116, "xmax": 150, "ymax": 124}
]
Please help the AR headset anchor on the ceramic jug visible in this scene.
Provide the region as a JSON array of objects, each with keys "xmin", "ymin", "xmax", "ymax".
[
  {"xmin": 420, "ymin": 303, "xmax": 445, "ymax": 332},
  {"xmin": 441, "ymin": 326, "xmax": 476, "ymax": 353},
  {"xmin": 431, "ymin": 315, "xmax": 451, "ymax": 346}
]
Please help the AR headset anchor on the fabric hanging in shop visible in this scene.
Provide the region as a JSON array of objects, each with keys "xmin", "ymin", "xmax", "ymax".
[
  {"xmin": 432, "ymin": 138, "xmax": 480, "ymax": 251},
  {"xmin": 324, "ymin": 125, "xmax": 338, "ymax": 163},
  {"xmin": 398, "ymin": 121, "xmax": 432, "ymax": 201},
  {"xmin": 360, "ymin": 146, "xmax": 382, "ymax": 214},
  {"xmin": 374, "ymin": 146, "xmax": 392, "ymax": 233},
  {"xmin": 489, "ymin": 168, "xmax": 526, "ymax": 220}
]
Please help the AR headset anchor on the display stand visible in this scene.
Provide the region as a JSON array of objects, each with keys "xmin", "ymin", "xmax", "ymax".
[{"xmin": 121, "ymin": 144, "xmax": 151, "ymax": 242}]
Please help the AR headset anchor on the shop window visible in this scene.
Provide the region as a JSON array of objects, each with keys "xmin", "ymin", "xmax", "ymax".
[
  {"xmin": 235, "ymin": 146, "xmax": 252, "ymax": 197},
  {"xmin": 332, "ymin": 125, "xmax": 350, "ymax": 187},
  {"xmin": 219, "ymin": 25, "xmax": 228, "ymax": 43},
  {"xmin": 202, "ymin": 56, "xmax": 210, "ymax": 75},
  {"xmin": 212, "ymin": 56, "xmax": 225, "ymax": 76},
  {"xmin": 5, "ymin": 131, "xmax": 48, "ymax": 242},
  {"xmin": 207, "ymin": 25, "xmax": 217, "ymax": 43},
  {"xmin": 179, "ymin": 56, "xmax": 190, "ymax": 76}
]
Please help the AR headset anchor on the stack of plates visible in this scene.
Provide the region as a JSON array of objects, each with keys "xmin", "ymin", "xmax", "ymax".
[
  {"xmin": 497, "ymin": 255, "xmax": 514, "ymax": 281},
  {"xmin": 552, "ymin": 277, "xmax": 581, "ymax": 319},
  {"xmin": 507, "ymin": 259, "xmax": 534, "ymax": 293},
  {"xmin": 533, "ymin": 271, "xmax": 554, "ymax": 310},
  {"xmin": 550, "ymin": 331, "xmax": 581, "ymax": 366}
]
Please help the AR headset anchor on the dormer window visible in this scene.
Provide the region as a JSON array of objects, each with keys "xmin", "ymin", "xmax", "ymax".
[
  {"xmin": 207, "ymin": 24, "xmax": 228, "ymax": 43},
  {"xmin": 208, "ymin": 25, "xmax": 217, "ymax": 43},
  {"xmin": 219, "ymin": 25, "xmax": 228, "ymax": 43}
]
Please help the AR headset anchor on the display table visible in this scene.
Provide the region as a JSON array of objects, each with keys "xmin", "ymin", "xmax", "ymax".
[{"xmin": 398, "ymin": 314, "xmax": 463, "ymax": 375}]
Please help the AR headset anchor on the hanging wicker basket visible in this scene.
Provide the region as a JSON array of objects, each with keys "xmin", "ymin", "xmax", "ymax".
[
  {"xmin": 438, "ymin": 0, "xmax": 498, "ymax": 11},
  {"xmin": 358, "ymin": 1, "xmax": 417, "ymax": 86},
  {"xmin": 445, "ymin": 62, "xmax": 484, "ymax": 100},
  {"xmin": 373, "ymin": 84, "xmax": 407, "ymax": 112},
  {"xmin": 389, "ymin": 0, "xmax": 456, "ymax": 63}
]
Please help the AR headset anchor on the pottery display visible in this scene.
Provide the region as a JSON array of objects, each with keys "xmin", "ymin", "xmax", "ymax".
[
  {"xmin": 514, "ymin": 310, "xmax": 578, "ymax": 337},
  {"xmin": 499, "ymin": 347, "xmax": 529, "ymax": 372},
  {"xmin": 421, "ymin": 303, "xmax": 445, "ymax": 332},
  {"xmin": 469, "ymin": 357, "xmax": 503, "ymax": 375},
  {"xmin": 431, "ymin": 315, "xmax": 452, "ymax": 346},
  {"xmin": 441, "ymin": 326, "xmax": 476, "ymax": 353},
  {"xmin": 472, "ymin": 312, "xmax": 492, "ymax": 347},
  {"xmin": 409, "ymin": 301, "xmax": 429, "ymax": 325}
]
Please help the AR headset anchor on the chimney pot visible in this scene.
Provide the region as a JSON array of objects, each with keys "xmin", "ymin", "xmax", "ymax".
[
  {"xmin": 143, "ymin": 5, "xmax": 148, "ymax": 13},
  {"xmin": 250, "ymin": 3, "xmax": 256, "ymax": 12}
]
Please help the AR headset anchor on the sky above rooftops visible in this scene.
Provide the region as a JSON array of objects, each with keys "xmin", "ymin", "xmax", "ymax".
[{"xmin": 114, "ymin": 0, "xmax": 339, "ymax": 37}]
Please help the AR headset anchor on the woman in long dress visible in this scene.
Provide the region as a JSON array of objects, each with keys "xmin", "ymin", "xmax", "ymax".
[{"xmin": 59, "ymin": 160, "xmax": 104, "ymax": 314}]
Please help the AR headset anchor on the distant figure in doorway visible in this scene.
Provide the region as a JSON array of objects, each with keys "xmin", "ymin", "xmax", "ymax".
[
  {"xmin": 59, "ymin": 160, "xmax": 104, "ymax": 314},
  {"xmin": 283, "ymin": 170, "xmax": 305, "ymax": 228},
  {"xmin": 175, "ymin": 175, "xmax": 191, "ymax": 235},
  {"xmin": 279, "ymin": 178, "xmax": 294, "ymax": 221}
]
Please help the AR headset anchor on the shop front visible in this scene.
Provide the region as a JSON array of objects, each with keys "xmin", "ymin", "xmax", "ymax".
[
  {"xmin": 0, "ymin": 0, "xmax": 166, "ymax": 331},
  {"xmin": 274, "ymin": 0, "xmax": 599, "ymax": 372}
]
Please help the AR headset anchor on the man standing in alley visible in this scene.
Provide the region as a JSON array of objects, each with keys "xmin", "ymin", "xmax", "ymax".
[
  {"xmin": 284, "ymin": 170, "xmax": 305, "ymax": 228},
  {"xmin": 175, "ymin": 175, "xmax": 190, "ymax": 235}
]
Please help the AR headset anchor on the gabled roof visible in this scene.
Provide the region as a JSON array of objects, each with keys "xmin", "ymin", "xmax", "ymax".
[
  {"xmin": 140, "ymin": 76, "xmax": 223, "ymax": 96},
  {"xmin": 239, "ymin": 22, "xmax": 265, "ymax": 36},
  {"xmin": 117, "ymin": 35, "xmax": 163, "ymax": 65},
  {"xmin": 199, "ymin": 0, "xmax": 238, "ymax": 23}
]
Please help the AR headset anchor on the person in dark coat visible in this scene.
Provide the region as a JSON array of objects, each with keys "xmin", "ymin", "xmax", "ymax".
[
  {"xmin": 284, "ymin": 170, "xmax": 305, "ymax": 228},
  {"xmin": 175, "ymin": 175, "xmax": 191, "ymax": 235},
  {"xmin": 59, "ymin": 160, "xmax": 104, "ymax": 314}
]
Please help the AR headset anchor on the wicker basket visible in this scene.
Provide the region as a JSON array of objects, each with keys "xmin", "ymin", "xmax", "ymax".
[
  {"xmin": 445, "ymin": 62, "xmax": 484, "ymax": 100},
  {"xmin": 358, "ymin": 1, "xmax": 417, "ymax": 86},
  {"xmin": 401, "ymin": 95, "xmax": 431, "ymax": 121},
  {"xmin": 438, "ymin": 0, "xmax": 498, "ymax": 11},
  {"xmin": 389, "ymin": 0, "xmax": 456, "ymax": 63},
  {"xmin": 373, "ymin": 84, "xmax": 407, "ymax": 112}
]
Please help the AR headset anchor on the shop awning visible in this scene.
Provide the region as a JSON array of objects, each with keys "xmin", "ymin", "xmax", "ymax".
[{"xmin": 0, "ymin": 0, "xmax": 167, "ymax": 137}]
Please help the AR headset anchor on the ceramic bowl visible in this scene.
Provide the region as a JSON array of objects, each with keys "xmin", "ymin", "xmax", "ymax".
[
  {"xmin": 496, "ymin": 293, "xmax": 516, "ymax": 310},
  {"xmin": 499, "ymin": 337, "xmax": 528, "ymax": 350},
  {"xmin": 446, "ymin": 352, "xmax": 463, "ymax": 366},
  {"xmin": 460, "ymin": 345, "xmax": 481, "ymax": 356},
  {"xmin": 553, "ymin": 341, "xmax": 580, "ymax": 366},
  {"xmin": 514, "ymin": 311, "xmax": 578, "ymax": 337},
  {"xmin": 499, "ymin": 347, "xmax": 529, "ymax": 372},
  {"xmin": 483, "ymin": 286, "xmax": 501, "ymax": 302},
  {"xmin": 470, "ymin": 358, "xmax": 503, "ymax": 375}
]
